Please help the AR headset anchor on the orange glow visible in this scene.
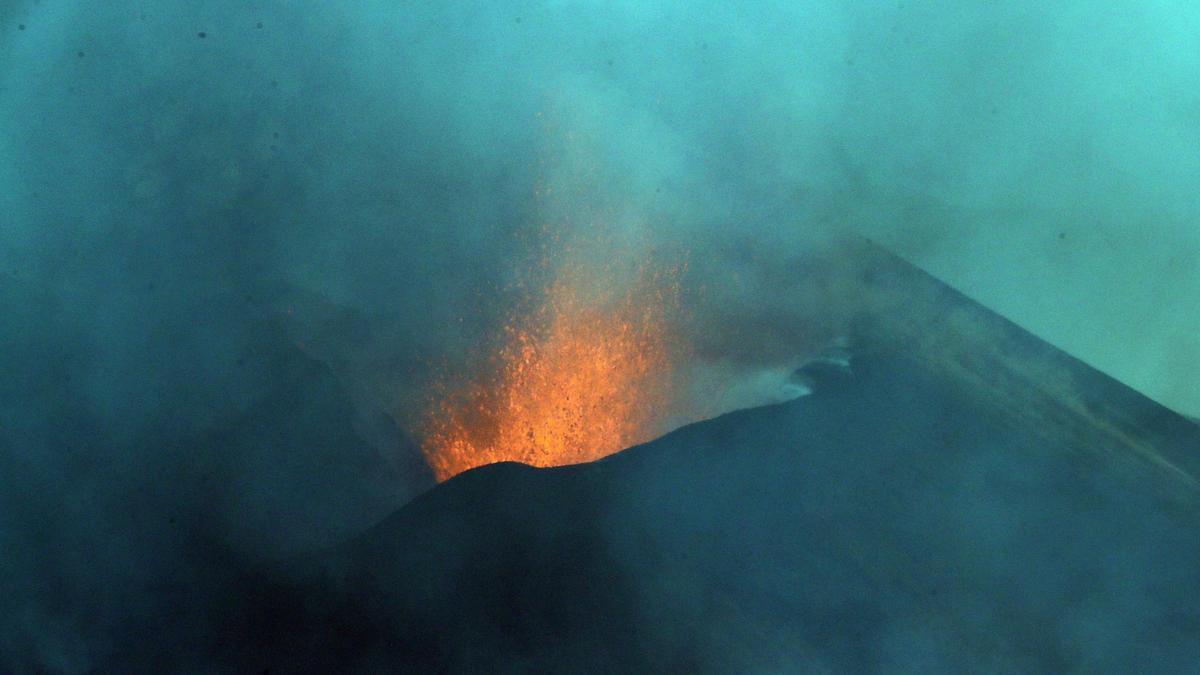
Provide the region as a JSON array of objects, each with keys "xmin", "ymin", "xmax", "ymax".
[{"xmin": 421, "ymin": 256, "xmax": 684, "ymax": 482}]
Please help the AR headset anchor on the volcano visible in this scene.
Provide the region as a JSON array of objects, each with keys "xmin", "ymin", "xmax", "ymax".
[{"xmin": 106, "ymin": 242, "xmax": 1200, "ymax": 672}]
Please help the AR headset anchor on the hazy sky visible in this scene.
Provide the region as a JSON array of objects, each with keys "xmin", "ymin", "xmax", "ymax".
[{"xmin": 4, "ymin": 0, "xmax": 1198, "ymax": 414}]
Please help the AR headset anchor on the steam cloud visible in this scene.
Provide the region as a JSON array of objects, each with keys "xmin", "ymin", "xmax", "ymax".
[{"xmin": 2, "ymin": 0, "xmax": 1198, "ymax": 670}]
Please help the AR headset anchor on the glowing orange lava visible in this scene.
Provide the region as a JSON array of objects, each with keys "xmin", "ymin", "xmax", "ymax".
[{"xmin": 422, "ymin": 259, "xmax": 684, "ymax": 482}]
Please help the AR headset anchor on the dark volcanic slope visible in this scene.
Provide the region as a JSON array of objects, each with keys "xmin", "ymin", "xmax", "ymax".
[
  {"xmin": 234, "ymin": 353, "xmax": 1198, "ymax": 671},
  {"xmin": 123, "ymin": 245, "xmax": 1200, "ymax": 673},
  {"xmin": 288, "ymin": 353, "xmax": 1190, "ymax": 672}
]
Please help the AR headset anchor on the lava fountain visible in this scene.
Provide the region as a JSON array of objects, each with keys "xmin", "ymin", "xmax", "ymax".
[{"xmin": 421, "ymin": 248, "xmax": 686, "ymax": 482}]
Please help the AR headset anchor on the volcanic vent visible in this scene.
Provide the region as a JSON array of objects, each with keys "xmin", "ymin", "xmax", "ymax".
[{"xmin": 420, "ymin": 241, "xmax": 689, "ymax": 482}]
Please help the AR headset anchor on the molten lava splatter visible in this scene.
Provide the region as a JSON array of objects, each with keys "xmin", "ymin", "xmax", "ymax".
[{"xmin": 422, "ymin": 259, "xmax": 684, "ymax": 482}]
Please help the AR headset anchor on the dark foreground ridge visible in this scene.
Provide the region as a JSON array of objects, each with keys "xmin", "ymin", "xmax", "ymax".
[{"xmin": 114, "ymin": 243, "xmax": 1200, "ymax": 672}]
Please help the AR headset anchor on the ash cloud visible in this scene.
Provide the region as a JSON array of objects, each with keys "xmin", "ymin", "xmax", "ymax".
[{"xmin": 2, "ymin": 0, "xmax": 1199, "ymax": 670}]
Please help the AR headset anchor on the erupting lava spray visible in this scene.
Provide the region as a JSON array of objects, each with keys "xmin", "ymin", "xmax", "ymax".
[{"xmin": 421, "ymin": 242, "xmax": 687, "ymax": 482}]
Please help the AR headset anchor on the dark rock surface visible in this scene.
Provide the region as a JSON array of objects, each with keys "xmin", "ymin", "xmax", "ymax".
[
  {"xmin": 266, "ymin": 347, "xmax": 1197, "ymax": 673},
  {"xmin": 99, "ymin": 246, "xmax": 1200, "ymax": 672}
]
